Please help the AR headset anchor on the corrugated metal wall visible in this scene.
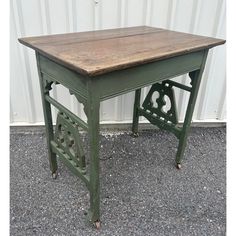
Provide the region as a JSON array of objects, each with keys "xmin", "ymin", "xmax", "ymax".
[{"xmin": 10, "ymin": 0, "xmax": 226, "ymax": 125}]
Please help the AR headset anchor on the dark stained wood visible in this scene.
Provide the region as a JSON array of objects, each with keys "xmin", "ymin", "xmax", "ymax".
[{"xmin": 19, "ymin": 26, "xmax": 225, "ymax": 76}]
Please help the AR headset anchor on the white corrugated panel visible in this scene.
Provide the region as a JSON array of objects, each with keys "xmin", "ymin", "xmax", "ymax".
[{"xmin": 10, "ymin": 0, "xmax": 226, "ymax": 125}]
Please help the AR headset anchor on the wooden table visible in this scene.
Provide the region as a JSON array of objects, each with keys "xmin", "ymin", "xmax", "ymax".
[{"xmin": 19, "ymin": 26, "xmax": 225, "ymax": 229}]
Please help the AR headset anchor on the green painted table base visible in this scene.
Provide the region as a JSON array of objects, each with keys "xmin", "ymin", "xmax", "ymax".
[{"xmin": 35, "ymin": 49, "xmax": 208, "ymax": 227}]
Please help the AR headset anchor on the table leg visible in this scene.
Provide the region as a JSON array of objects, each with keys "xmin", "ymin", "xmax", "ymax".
[
  {"xmin": 130, "ymin": 51, "xmax": 208, "ymax": 168},
  {"xmin": 132, "ymin": 88, "xmax": 141, "ymax": 136},
  {"xmin": 175, "ymin": 69, "xmax": 205, "ymax": 168},
  {"xmin": 38, "ymin": 78, "xmax": 58, "ymax": 178},
  {"xmin": 87, "ymin": 96, "xmax": 100, "ymax": 227},
  {"xmin": 36, "ymin": 54, "xmax": 58, "ymax": 178}
]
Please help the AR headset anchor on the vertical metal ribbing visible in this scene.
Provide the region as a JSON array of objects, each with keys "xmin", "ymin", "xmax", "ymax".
[
  {"xmin": 217, "ymin": 77, "xmax": 226, "ymax": 120},
  {"xmin": 114, "ymin": 0, "xmax": 127, "ymax": 122},
  {"xmin": 145, "ymin": 0, "xmax": 153, "ymax": 26},
  {"xmin": 177, "ymin": 0, "xmax": 202, "ymax": 121},
  {"xmin": 12, "ymin": 0, "xmax": 36, "ymax": 123},
  {"xmin": 216, "ymin": 0, "xmax": 226, "ymax": 121},
  {"xmin": 196, "ymin": 0, "xmax": 225, "ymax": 120},
  {"xmin": 93, "ymin": 0, "xmax": 104, "ymax": 121},
  {"xmin": 140, "ymin": 0, "xmax": 153, "ymax": 121},
  {"xmin": 167, "ymin": 0, "xmax": 178, "ymax": 30},
  {"xmin": 39, "ymin": 0, "xmax": 58, "ymax": 122},
  {"xmin": 65, "ymin": 0, "xmax": 81, "ymax": 118}
]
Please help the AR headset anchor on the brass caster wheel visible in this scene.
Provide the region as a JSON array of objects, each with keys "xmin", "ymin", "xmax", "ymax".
[
  {"xmin": 132, "ymin": 132, "xmax": 139, "ymax": 137},
  {"xmin": 94, "ymin": 220, "xmax": 101, "ymax": 230},
  {"xmin": 176, "ymin": 163, "xmax": 181, "ymax": 170},
  {"xmin": 52, "ymin": 171, "xmax": 58, "ymax": 179}
]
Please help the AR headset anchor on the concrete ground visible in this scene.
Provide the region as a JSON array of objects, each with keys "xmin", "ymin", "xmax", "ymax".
[{"xmin": 10, "ymin": 127, "xmax": 226, "ymax": 236}]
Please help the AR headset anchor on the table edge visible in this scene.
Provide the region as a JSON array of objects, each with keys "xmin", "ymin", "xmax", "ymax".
[{"xmin": 18, "ymin": 27, "xmax": 226, "ymax": 77}]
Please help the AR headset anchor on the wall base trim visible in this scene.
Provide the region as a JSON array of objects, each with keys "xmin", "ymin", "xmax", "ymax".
[{"xmin": 10, "ymin": 120, "xmax": 226, "ymax": 134}]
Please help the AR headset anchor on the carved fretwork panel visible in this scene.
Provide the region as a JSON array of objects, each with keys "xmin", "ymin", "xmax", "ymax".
[
  {"xmin": 55, "ymin": 112, "xmax": 86, "ymax": 173},
  {"xmin": 142, "ymin": 82, "xmax": 178, "ymax": 125}
]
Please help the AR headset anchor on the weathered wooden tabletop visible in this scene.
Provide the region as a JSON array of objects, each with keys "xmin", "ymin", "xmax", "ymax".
[{"xmin": 19, "ymin": 26, "xmax": 225, "ymax": 76}]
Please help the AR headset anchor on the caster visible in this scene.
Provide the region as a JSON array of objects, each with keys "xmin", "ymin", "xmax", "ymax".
[
  {"xmin": 176, "ymin": 163, "xmax": 181, "ymax": 170},
  {"xmin": 132, "ymin": 132, "xmax": 139, "ymax": 137},
  {"xmin": 94, "ymin": 220, "xmax": 101, "ymax": 230},
  {"xmin": 52, "ymin": 171, "xmax": 58, "ymax": 179}
]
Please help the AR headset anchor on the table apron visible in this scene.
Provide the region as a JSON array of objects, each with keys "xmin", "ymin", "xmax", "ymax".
[
  {"xmin": 38, "ymin": 54, "xmax": 88, "ymax": 102},
  {"xmin": 94, "ymin": 50, "xmax": 206, "ymax": 101},
  {"xmin": 37, "ymin": 50, "xmax": 206, "ymax": 104}
]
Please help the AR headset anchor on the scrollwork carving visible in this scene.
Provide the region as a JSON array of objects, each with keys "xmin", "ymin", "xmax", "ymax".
[
  {"xmin": 55, "ymin": 112, "xmax": 86, "ymax": 173},
  {"xmin": 142, "ymin": 82, "xmax": 178, "ymax": 125},
  {"xmin": 42, "ymin": 79, "xmax": 54, "ymax": 94}
]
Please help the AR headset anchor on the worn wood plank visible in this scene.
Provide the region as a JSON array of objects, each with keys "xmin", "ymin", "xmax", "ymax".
[
  {"xmin": 19, "ymin": 26, "xmax": 225, "ymax": 76},
  {"xmin": 19, "ymin": 26, "xmax": 160, "ymax": 46}
]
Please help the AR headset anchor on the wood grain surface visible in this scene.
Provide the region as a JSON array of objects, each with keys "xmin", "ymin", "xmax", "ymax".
[{"xmin": 19, "ymin": 26, "xmax": 225, "ymax": 76}]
